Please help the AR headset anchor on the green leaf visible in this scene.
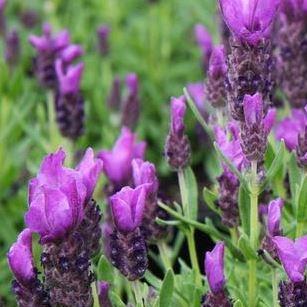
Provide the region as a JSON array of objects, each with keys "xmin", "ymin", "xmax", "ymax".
[
  {"xmin": 238, "ymin": 233, "xmax": 257, "ymax": 260},
  {"xmin": 184, "ymin": 167, "xmax": 198, "ymax": 221},
  {"xmin": 109, "ymin": 291, "xmax": 126, "ymax": 307},
  {"xmin": 288, "ymin": 152, "xmax": 302, "ymax": 204},
  {"xmin": 203, "ymin": 187, "xmax": 219, "ymax": 214},
  {"xmin": 260, "ymin": 140, "xmax": 285, "ymax": 191},
  {"xmin": 97, "ymin": 255, "xmax": 114, "ymax": 284},
  {"xmin": 159, "ymin": 269, "xmax": 174, "ymax": 307},
  {"xmin": 297, "ymin": 175, "xmax": 307, "ymax": 223},
  {"xmin": 234, "ymin": 300, "xmax": 244, "ymax": 307},
  {"xmin": 238, "ymin": 184, "xmax": 250, "ymax": 236}
]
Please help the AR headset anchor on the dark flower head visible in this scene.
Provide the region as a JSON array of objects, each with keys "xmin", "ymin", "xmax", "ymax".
[
  {"xmin": 205, "ymin": 242, "xmax": 226, "ymax": 294},
  {"xmin": 273, "ymin": 235, "xmax": 307, "ymax": 283},
  {"xmin": 98, "ymin": 127, "xmax": 146, "ymax": 187},
  {"xmin": 218, "ymin": 0, "xmax": 280, "ymax": 45},
  {"xmin": 110, "ymin": 185, "xmax": 147, "ymax": 233},
  {"xmin": 25, "ymin": 148, "xmax": 102, "ymax": 243},
  {"xmin": 7, "ymin": 229, "xmax": 35, "ymax": 286},
  {"xmin": 97, "ymin": 24, "xmax": 110, "ymax": 56}
]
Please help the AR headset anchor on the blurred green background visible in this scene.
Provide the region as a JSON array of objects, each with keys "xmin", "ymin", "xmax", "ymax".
[{"xmin": 0, "ymin": 0, "xmax": 218, "ymax": 304}]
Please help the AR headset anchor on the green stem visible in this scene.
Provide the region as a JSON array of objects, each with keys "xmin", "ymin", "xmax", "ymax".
[
  {"xmin": 177, "ymin": 169, "xmax": 201, "ymax": 287},
  {"xmin": 250, "ymin": 161, "xmax": 259, "ymax": 250},
  {"xmin": 296, "ymin": 221, "xmax": 305, "ymax": 237},
  {"xmin": 158, "ymin": 242, "xmax": 172, "ymax": 271},
  {"xmin": 272, "ymin": 269, "xmax": 279, "ymax": 307},
  {"xmin": 178, "ymin": 170, "xmax": 188, "ymax": 217},
  {"xmin": 132, "ymin": 281, "xmax": 144, "ymax": 307},
  {"xmin": 248, "ymin": 161, "xmax": 259, "ymax": 307},
  {"xmin": 248, "ymin": 260, "xmax": 257, "ymax": 307}
]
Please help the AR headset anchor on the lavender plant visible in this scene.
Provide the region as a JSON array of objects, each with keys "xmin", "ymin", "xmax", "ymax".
[{"xmin": 4, "ymin": 0, "xmax": 307, "ymax": 306}]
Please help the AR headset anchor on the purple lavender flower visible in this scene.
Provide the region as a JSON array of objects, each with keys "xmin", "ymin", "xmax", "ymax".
[
  {"xmin": 165, "ymin": 96, "xmax": 191, "ymax": 169},
  {"xmin": 55, "ymin": 59, "xmax": 85, "ymax": 140},
  {"xmin": 275, "ymin": 109, "xmax": 306, "ymax": 150},
  {"xmin": 202, "ymin": 242, "xmax": 231, "ymax": 306},
  {"xmin": 4, "ymin": 28, "xmax": 20, "ymax": 69},
  {"xmin": 205, "ymin": 45, "xmax": 227, "ymax": 108},
  {"xmin": 121, "ymin": 73, "xmax": 140, "ymax": 129},
  {"xmin": 8, "ymin": 229, "xmax": 50, "ymax": 306},
  {"xmin": 19, "ymin": 9, "xmax": 39, "ymax": 29},
  {"xmin": 97, "ymin": 281, "xmax": 111, "ymax": 307},
  {"xmin": 98, "ymin": 127, "xmax": 146, "ymax": 189},
  {"xmin": 214, "ymin": 121, "xmax": 248, "ymax": 170},
  {"xmin": 273, "ymin": 235, "xmax": 307, "ymax": 283},
  {"xmin": 8, "ymin": 229, "xmax": 36, "ymax": 286},
  {"xmin": 240, "ymin": 93, "xmax": 276, "ymax": 162},
  {"xmin": 217, "ymin": 168, "xmax": 240, "ymax": 227},
  {"xmin": 132, "ymin": 159, "xmax": 164, "ymax": 241},
  {"xmin": 107, "ymin": 76, "xmax": 122, "ymax": 110},
  {"xmin": 25, "ymin": 147, "xmax": 102, "ymax": 243},
  {"xmin": 109, "ymin": 185, "xmax": 148, "ymax": 280},
  {"xmin": 205, "ymin": 242, "xmax": 225, "ymax": 293},
  {"xmin": 186, "ymin": 82, "xmax": 206, "ymax": 118},
  {"xmin": 110, "ymin": 185, "xmax": 146, "ymax": 234},
  {"xmin": 267, "ymin": 198, "xmax": 284, "ymax": 237},
  {"xmin": 29, "ymin": 23, "xmax": 70, "ymax": 89},
  {"xmin": 60, "ymin": 44, "xmax": 84, "ymax": 66},
  {"xmin": 218, "ymin": 0, "xmax": 280, "ymax": 46},
  {"xmin": 194, "ymin": 24, "xmax": 213, "ymax": 72},
  {"xmin": 97, "ymin": 25, "xmax": 110, "ymax": 56}
]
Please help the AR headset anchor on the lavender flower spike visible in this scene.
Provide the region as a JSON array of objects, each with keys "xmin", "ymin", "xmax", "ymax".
[
  {"xmin": 110, "ymin": 185, "xmax": 146, "ymax": 233},
  {"xmin": 98, "ymin": 127, "xmax": 146, "ymax": 190},
  {"xmin": 4, "ymin": 29, "xmax": 20, "ymax": 69},
  {"xmin": 121, "ymin": 73, "xmax": 140, "ymax": 129},
  {"xmin": 107, "ymin": 76, "xmax": 122, "ymax": 110},
  {"xmin": 202, "ymin": 242, "xmax": 231, "ymax": 306},
  {"xmin": 97, "ymin": 24, "xmax": 110, "ymax": 56},
  {"xmin": 8, "ymin": 229, "xmax": 50, "ymax": 306},
  {"xmin": 218, "ymin": 0, "xmax": 280, "ymax": 46},
  {"xmin": 165, "ymin": 96, "xmax": 191, "ymax": 169},
  {"xmin": 55, "ymin": 60, "xmax": 85, "ymax": 140},
  {"xmin": 205, "ymin": 45, "xmax": 227, "ymax": 108},
  {"xmin": 109, "ymin": 185, "xmax": 148, "ymax": 280},
  {"xmin": 240, "ymin": 93, "xmax": 276, "ymax": 162}
]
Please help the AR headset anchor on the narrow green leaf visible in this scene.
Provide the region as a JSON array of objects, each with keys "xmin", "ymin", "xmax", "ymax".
[
  {"xmin": 203, "ymin": 187, "xmax": 219, "ymax": 214},
  {"xmin": 159, "ymin": 269, "xmax": 174, "ymax": 307},
  {"xmin": 238, "ymin": 233, "xmax": 257, "ymax": 260},
  {"xmin": 97, "ymin": 255, "xmax": 114, "ymax": 284},
  {"xmin": 109, "ymin": 291, "xmax": 126, "ymax": 307},
  {"xmin": 261, "ymin": 141, "xmax": 285, "ymax": 191},
  {"xmin": 288, "ymin": 152, "xmax": 302, "ymax": 204},
  {"xmin": 184, "ymin": 167, "xmax": 198, "ymax": 220},
  {"xmin": 238, "ymin": 184, "xmax": 250, "ymax": 236},
  {"xmin": 234, "ymin": 300, "xmax": 244, "ymax": 307},
  {"xmin": 297, "ymin": 175, "xmax": 307, "ymax": 223}
]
